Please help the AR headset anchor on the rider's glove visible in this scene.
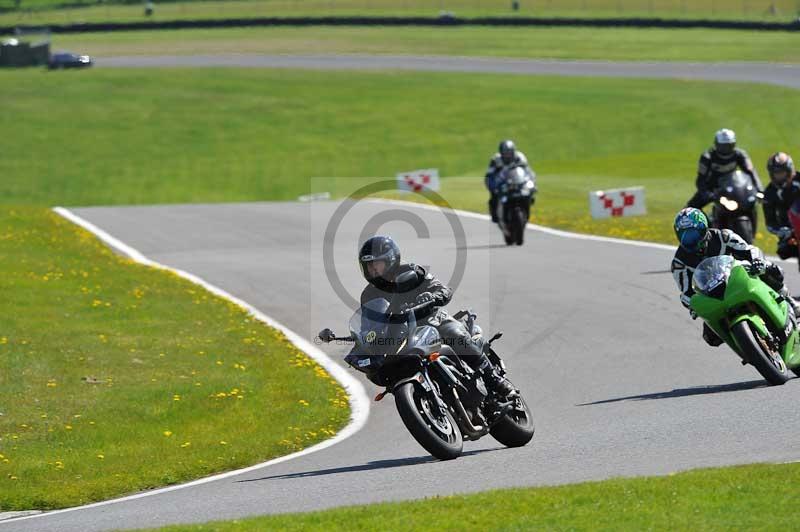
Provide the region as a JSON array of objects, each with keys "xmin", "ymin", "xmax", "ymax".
[
  {"xmin": 318, "ymin": 328, "xmax": 336, "ymax": 343},
  {"xmin": 746, "ymin": 258, "xmax": 768, "ymax": 276},
  {"xmin": 778, "ymin": 227, "xmax": 794, "ymax": 240},
  {"xmin": 689, "ymin": 309, "xmax": 698, "ymax": 320},
  {"xmin": 415, "ymin": 292, "xmax": 434, "ymax": 305}
]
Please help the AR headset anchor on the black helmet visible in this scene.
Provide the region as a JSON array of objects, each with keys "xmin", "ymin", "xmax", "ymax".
[
  {"xmin": 713, "ymin": 128, "xmax": 737, "ymax": 159},
  {"xmin": 359, "ymin": 236, "xmax": 401, "ymax": 284},
  {"xmin": 499, "ymin": 139, "xmax": 516, "ymax": 164},
  {"xmin": 767, "ymin": 152, "xmax": 795, "ymax": 188}
]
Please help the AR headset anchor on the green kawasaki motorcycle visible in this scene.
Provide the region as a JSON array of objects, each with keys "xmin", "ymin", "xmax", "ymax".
[{"xmin": 690, "ymin": 255, "xmax": 800, "ymax": 385}]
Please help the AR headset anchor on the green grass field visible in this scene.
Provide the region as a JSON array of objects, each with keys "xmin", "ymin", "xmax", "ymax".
[
  {"xmin": 0, "ymin": 207, "xmax": 350, "ymax": 510},
  {"xmin": 3, "ymin": 68, "xmax": 798, "ymax": 248},
  {"xmin": 2, "ymin": 0, "xmax": 798, "ymax": 25},
  {"xmin": 47, "ymin": 26, "xmax": 800, "ymax": 63},
  {"xmin": 145, "ymin": 461, "xmax": 800, "ymax": 531}
]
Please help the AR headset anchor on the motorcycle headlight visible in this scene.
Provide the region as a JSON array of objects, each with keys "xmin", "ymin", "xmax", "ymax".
[{"xmin": 719, "ymin": 196, "xmax": 738, "ymax": 211}]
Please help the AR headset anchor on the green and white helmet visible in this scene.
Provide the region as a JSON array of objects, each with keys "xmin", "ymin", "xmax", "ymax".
[{"xmin": 674, "ymin": 207, "xmax": 709, "ymax": 253}]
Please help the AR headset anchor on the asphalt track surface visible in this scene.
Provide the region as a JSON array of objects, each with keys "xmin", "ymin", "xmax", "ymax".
[
  {"xmin": 5, "ymin": 200, "xmax": 800, "ymax": 531},
  {"xmin": 96, "ymin": 54, "xmax": 800, "ymax": 89},
  {"xmin": 4, "ymin": 56, "xmax": 800, "ymax": 530}
]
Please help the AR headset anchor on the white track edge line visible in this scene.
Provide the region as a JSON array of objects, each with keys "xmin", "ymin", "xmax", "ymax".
[
  {"xmin": 368, "ymin": 198, "xmax": 675, "ymax": 250},
  {"xmin": 0, "ymin": 207, "xmax": 371, "ymax": 526},
  {"xmin": 367, "ymin": 198, "xmax": 793, "ymax": 264}
]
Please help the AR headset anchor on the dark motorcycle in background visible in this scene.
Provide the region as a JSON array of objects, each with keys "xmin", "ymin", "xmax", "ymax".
[
  {"xmin": 496, "ymin": 166, "xmax": 537, "ymax": 246},
  {"xmin": 708, "ymin": 170, "xmax": 761, "ymax": 244},
  {"xmin": 318, "ymin": 290, "xmax": 534, "ymax": 460}
]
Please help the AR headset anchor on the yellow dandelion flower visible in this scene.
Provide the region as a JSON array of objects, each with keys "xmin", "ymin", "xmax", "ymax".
[
  {"xmin": 219, "ymin": 441, "xmax": 228, "ymax": 445},
  {"xmin": 180, "ymin": 442, "xmax": 191, "ymax": 448},
  {"xmin": 163, "ymin": 431, "xmax": 173, "ymax": 437},
  {"xmin": 96, "ymin": 454, "xmax": 104, "ymax": 459},
  {"xmin": 173, "ymin": 395, "xmax": 181, "ymax": 401},
  {"xmin": 64, "ymin": 425, "xmax": 73, "ymax": 430}
]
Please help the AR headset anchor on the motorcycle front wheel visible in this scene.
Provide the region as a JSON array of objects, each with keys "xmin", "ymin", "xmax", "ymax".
[
  {"xmin": 490, "ymin": 393, "xmax": 535, "ymax": 447},
  {"xmin": 394, "ymin": 382, "xmax": 463, "ymax": 460},
  {"xmin": 731, "ymin": 321, "xmax": 790, "ymax": 385},
  {"xmin": 513, "ymin": 206, "xmax": 526, "ymax": 246},
  {"xmin": 732, "ymin": 216, "xmax": 754, "ymax": 244}
]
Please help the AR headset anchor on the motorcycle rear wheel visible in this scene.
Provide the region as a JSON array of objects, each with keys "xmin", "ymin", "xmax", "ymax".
[
  {"xmin": 395, "ymin": 382, "xmax": 463, "ymax": 460},
  {"xmin": 490, "ymin": 394, "xmax": 535, "ymax": 447},
  {"xmin": 730, "ymin": 321, "xmax": 790, "ymax": 385}
]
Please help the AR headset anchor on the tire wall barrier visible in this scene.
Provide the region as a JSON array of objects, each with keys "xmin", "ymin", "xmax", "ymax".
[{"xmin": 2, "ymin": 15, "xmax": 799, "ymax": 36}]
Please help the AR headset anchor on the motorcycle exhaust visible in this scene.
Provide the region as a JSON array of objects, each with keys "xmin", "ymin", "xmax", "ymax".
[{"xmin": 451, "ymin": 389, "xmax": 486, "ymax": 438}]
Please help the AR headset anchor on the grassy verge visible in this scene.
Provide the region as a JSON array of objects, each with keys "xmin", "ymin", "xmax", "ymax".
[
  {"xmin": 146, "ymin": 461, "xmax": 800, "ymax": 530},
  {"xmin": 0, "ymin": 207, "xmax": 350, "ymax": 510},
  {"xmin": 2, "ymin": 0, "xmax": 798, "ymax": 26},
  {"xmin": 3, "ymin": 68, "xmax": 799, "ymax": 250},
  {"xmin": 46, "ymin": 26, "xmax": 800, "ymax": 63}
]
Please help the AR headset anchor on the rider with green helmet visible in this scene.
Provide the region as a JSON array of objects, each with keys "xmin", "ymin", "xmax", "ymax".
[{"xmin": 671, "ymin": 207, "xmax": 799, "ymax": 345}]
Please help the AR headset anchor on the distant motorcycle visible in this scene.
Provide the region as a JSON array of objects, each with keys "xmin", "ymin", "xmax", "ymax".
[
  {"xmin": 708, "ymin": 170, "xmax": 761, "ymax": 244},
  {"xmin": 318, "ymin": 283, "xmax": 534, "ymax": 460},
  {"xmin": 496, "ymin": 166, "xmax": 537, "ymax": 246}
]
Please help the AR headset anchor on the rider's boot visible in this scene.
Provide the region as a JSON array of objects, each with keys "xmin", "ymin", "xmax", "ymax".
[
  {"xmin": 489, "ymin": 196, "xmax": 499, "ymax": 223},
  {"xmin": 478, "ymin": 355, "xmax": 515, "ymax": 397},
  {"xmin": 780, "ymin": 286, "xmax": 800, "ymax": 317}
]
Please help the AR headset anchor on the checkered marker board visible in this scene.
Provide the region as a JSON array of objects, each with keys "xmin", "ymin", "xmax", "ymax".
[
  {"xmin": 396, "ymin": 169, "xmax": 440, "ymax": 193},
  {"xmin": 589, "ymin": 187, "xmax": 646, "ymax": 219}
]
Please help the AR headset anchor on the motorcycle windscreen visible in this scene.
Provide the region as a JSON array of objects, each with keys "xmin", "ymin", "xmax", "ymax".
[
  {"xmin": 504, "ymin": 167, "xmax": 535, "ymax": 192},
  {"xmin": 718, "ymin": 170, "xmax": 755, "ymax": 206},
  {"xmin": 348, "ymin": 298, "xmax": 415, "ymax": 355},
  {"xmin": 692, "ymin": 255, "xmax": 735, "ymax": 297}
]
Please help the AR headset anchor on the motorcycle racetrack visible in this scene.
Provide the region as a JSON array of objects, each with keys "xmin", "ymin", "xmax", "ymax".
[{"xmin": 5, "ymin": 200, "xmax": 800, "ymax": 531}]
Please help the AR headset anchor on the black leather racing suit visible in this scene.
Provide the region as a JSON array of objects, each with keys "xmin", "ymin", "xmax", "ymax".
[
  {"xmin": 360, "ymin": 263, "xmax": 492, "ymax": 371},
  {"xmin": 671, "ymin": 228, "xmax": 790, "ymax": 346},
  {"xmin": 762, "ymin": 177, "xmax": 800, "ymax": 259},
  {"xmin": 687, "ymin": 147, "xmax": 763, "ymax": 209}
]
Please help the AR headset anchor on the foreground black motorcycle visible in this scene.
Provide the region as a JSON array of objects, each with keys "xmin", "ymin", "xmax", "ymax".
[
  {"xmin": 496, "ymin": 166, "xmax": 537, "ymax": 246},
  {"xmin": 318, "ymin": 294, "xmax": 534, "ymax": 460},
  {"xmin": 708, "ymin": 170, "xmax": 761, "ymax": 244}
]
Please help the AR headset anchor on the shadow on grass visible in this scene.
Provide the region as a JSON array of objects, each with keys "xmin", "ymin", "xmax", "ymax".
[
  {"xmin": 577, "ymin": 379, "xmax": 771, "ymax": 406},
  {"xmin": 238, "ymin": 447, "xmax": 504, "ymax": 483}
]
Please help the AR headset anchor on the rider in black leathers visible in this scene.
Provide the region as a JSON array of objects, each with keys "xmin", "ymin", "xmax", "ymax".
[
  {"xmin": 485, "ymin": 140, "xmax": 531, "ymax": 223},
  {"xmin": 357, "ymin": 235, "xmax": 514, "ymax": 395},
  {"xmin": 762, "ymin": 152, "xmax": 800, "ymax": 260},
  {"xmin": 686, "ymin": 128, "xmax": 763, "ymax": 210}
]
